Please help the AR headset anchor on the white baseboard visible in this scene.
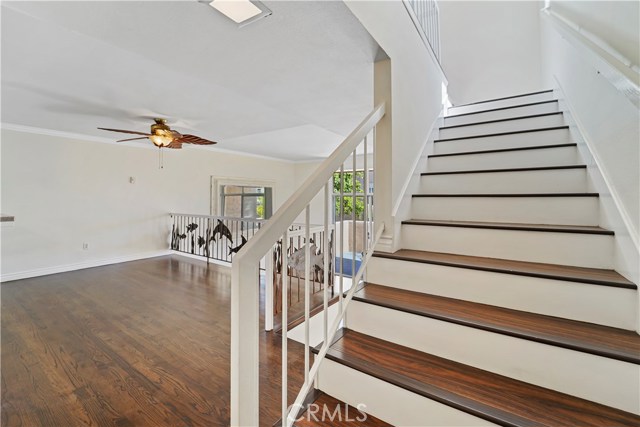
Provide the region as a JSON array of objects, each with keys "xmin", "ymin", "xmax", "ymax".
[{"xmin": 0, "ymin": 250, "xmax": 172, "ymax": 283}]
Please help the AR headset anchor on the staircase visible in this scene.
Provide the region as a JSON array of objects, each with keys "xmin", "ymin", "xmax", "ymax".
[{"xmin": 307, "ymin": 90, "xmax": 640, "ymax": 426}]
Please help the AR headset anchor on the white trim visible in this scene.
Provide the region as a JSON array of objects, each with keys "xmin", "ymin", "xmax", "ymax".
[
  {"xmin": 392, "ymin": 110, "xmax": 442, "ymax": 216},
  {"xmin": 1, "ymin": 122, "xmax": 116, "ymax": 144},
  {"xmin": 553, "ymin": 77, "xmax": 639, "ymax": 253},
  {"xmin": 0, "ymin": 123, "xmax": 297, "ymax": 163},
  {"xmin": 0, "ymin": 250, "xmax": 171, "ymax": 283}
]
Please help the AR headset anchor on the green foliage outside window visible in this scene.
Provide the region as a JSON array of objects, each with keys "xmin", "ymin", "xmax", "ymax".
[
  {"xmin": 256, "ymin": 199, "xmax": 265, "ymax": 219},
  {"xmin": 333, "ymin": 171, "xmax": 366, "ymax": 220}
]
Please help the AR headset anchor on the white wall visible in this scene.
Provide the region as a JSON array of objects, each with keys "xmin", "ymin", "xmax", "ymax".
[
  {"xmin": 438, "ymin": 1, "xmax": 544, "ymax": 105},
  {"xmin": 549, "ymin": 1, "xmax": 639, "ymax": 67},
  {"xmin": 0, "ymin": 129, "xmax": 296, "ymax": 281},
  {"xmin": 540, "ymin": 7, "xmax": 639, "ymax": 287},
  {"xmin": 345, "ymin": 0, "xmax": 445, "ymax": 250}
]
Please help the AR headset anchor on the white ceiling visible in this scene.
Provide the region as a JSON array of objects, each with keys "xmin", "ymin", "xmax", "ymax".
[{"xmin": 1, "ymin": 1, "xmax": 377, "ymax": 161}]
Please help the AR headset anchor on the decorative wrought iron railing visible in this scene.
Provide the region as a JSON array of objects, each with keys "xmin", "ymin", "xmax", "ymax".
[
  {"xmin": 272, "ymin": 225, "xmax": 335, "ymax": 325},
  {"xmin": 170, "ymin": 213, "xmax": 265, "ymax": 264}
]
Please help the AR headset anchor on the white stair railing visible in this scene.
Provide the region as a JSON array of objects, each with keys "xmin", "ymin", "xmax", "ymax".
[{"xmin": 231, "ymin": 103, "xmax": 386, "ymax": 426}]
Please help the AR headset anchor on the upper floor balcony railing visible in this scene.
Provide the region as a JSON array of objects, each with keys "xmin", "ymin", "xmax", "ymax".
[
  {"xmin": 170, "ymin": 213, "xmax": 265, "ymax": 264},
  {"xmin": 405, "ymin": 0, "xmax": 441, "ymax": 63}
]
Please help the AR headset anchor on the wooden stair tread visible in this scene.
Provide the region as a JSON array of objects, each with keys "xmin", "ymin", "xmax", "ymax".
[
  {"xmin": 353, "ymin": 283, "xmax": 640, "ymax": 363},
  {"xmin": 294, "ymin": 392, "xmax": 392, "ymax": 427},
  {"xmin": 412, "ymin": 192, "xmax": 599, "ymax": 198},
  {"xmin": 440, "ymin": 111, "xmax": 563, "ymax": 130},
  {"xmin": 402, "ymin": 219, "xmax": 613, "ymax": 235},
  {"xmin": 450, "ymin": 89, "xmax": 554, "ymax": 108},
  {"xmin": 435, "ymin": 126, "xmax": 569, "ymax": 143},
  {"xmin": 429, "ymin": 143, "xmax": 577, "ymax": 158},
  {"xmin": 372, "ymin": 250, "xmax": 635, "ymax": 289},
  {"xmin": 421, "ymin": 164, "xmax": 585, "ymax": 176},
  {"xmin": 318, "ymin": 329, "xmax": 640, "ymax": 427},
  {"xmin": 445, "ymin": 99, "xmax": 559, "ymax": 119}
]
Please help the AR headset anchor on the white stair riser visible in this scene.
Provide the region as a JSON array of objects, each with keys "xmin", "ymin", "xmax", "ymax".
[
  {"xmin": 444, "ymin": 102, "xmax": 559, "ymax": 126},
  {"xmin": 420, "ymin": 168, "xmax": 588, "ymax": 194},
  {"xmin": 428, "ymin": 146, "xmax": 580, "ymax": 172},
  {"xmin": 317, "ymin": 358, "xmax": 496, "ymax": 426},
  {"xmin": 448, "ymin": 92, "xmax": 555, "ymax": 115},
  {"xmin": 434, "ymin": 129, "xmax": 572, "ymax": 154},
  {"xmin": 411, "ymin": 196, "xmax": 599, "ymax": 226},
  {"xmin": 366, "ymin": 256, "xmax": 637, "ymax": 330},
  {"xmin": 401, "ymin": 224, "xmax": 613, "ymax": 268},
  {"xmin": 438, "ymin": 114, "xmax": 565, "ymax": 140},
  {"xmin": 347, "ymin": 302, "xmax": 640, "ymax": 414}
]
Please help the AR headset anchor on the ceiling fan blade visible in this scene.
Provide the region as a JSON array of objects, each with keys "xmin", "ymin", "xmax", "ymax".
[
  {"xmin": 166, "ymin": 140, "xmax": 183, "ymax": 149},
  {"xmin": 98, "ymin": 127, "xmax": 150, "ymax": 136},
  {"xmin": 117, "ymin": 136, "xmax": 150, "ymax": 142},
  {"xmin": 175, "ymin": 134, "xmax": 217, "ymax": 145}
]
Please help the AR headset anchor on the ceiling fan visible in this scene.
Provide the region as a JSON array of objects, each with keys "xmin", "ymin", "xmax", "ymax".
[{"xmin": 98, "ymin": 118, "xmax": 217, "ymax": 149}]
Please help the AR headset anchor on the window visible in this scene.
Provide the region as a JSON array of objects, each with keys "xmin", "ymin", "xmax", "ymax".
[
  {"xmin": 220, "ymin": 185, "xmax": 273, "ymax": 219},
  {"xmin": 332, "ymin": 169, "xmax": 374, "ymax": 221}
]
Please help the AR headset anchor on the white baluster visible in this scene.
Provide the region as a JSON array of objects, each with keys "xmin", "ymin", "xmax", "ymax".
[
  {"xmin": 363, "ymin": 136, "xmax": 368, "ymax": 260},
  {"xmin": 281, "ymin": 232, "xmax": 288, "ymax": 424},
  {"xmin": 339, "ymin": 165, "xmax": 344, "ymax": 315},
  {"xmin": 265, "ymin": 247, "xmax": 274, "ymax": 331},
  {"xmin": 323, "ymin": 182, "xmax": 330, "ymax": 345},
  {"xmin": 304, "ymin": 205, "xmax": 310, "ymax": 385}
]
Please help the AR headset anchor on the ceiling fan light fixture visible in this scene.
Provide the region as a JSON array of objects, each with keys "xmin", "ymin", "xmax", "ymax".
[
  {"xmin": 150, "ymin": 134, "xmax": 173, "ymax": 147},
  {"xmin": 206, "ymin": 0, "xmax": 271, "ymax": 26}
]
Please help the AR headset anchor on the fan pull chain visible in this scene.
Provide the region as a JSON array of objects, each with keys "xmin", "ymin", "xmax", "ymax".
[{"xmin": 158, "ymin": 147, "xmax": 164, "ymax": 169}]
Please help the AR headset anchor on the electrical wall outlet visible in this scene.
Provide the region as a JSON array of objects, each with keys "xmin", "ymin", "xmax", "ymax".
[{"xmin": 82, "ymin": 243, "xmax": 89, "ymax": 250}]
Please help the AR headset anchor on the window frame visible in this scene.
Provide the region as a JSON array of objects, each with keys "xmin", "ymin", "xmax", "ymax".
[{"xmin": 210, "ymin": 177, "xmax": 276, "ymax": 219}]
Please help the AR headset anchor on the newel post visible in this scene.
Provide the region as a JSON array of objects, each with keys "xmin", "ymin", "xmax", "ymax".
[
  {"xmin": 374, "ymin": 56, "xmax": 393, "ymax": 251},
  {"xmin": 230, "ymin": 257, "xmax": 260, "ymax": 426}
]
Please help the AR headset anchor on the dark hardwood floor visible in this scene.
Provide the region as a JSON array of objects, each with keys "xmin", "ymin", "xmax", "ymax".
[{"xmin": 1, "ymin": 255, "xmax": 307, "ymax": 427}]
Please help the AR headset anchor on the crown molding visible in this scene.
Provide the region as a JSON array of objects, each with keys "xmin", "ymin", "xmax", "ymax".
[
  {"xmin": 1, "ymin": 122, "xmax": 117, "ymax": 144},
  {"xmin": 0, "ymin": 122, "xmax": 296, "ymax": 163}
]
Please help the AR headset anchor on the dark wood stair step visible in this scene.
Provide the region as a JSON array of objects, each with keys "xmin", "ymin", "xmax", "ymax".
[
  {"xmin": 445, "ymin": 99, "xmax": 559, "ymax": 119},
  {"xmin": 402, "ymin": 219, "xmax": 613, "ymax": 235},
  {"xmin": 429, "ymin": 142, "xmax": 577, "ymax": 158},
  {"xmin": 435, "ymin": 126, "xmax": 569, "ymax": 143},
  {"xmin": 353, "ymin": 283, "xmax": 640, "ymax": 363},
  {"xmin": 293, "ymin": 391, "xmax": 392, "ymax": 427},
  {"xmin": 412, "ymin": 192, "xmax": 598, "ymax": 198},
  {"xmin": 315, "ymin": 329, "xmax": 640, "ymax": 427},
  {"xmin": 451, "ymin": 89, "xmax": 554, "ymax": 108},
  {"xmin": 421, "ymin": 164, "xmax": 585, "ymax": 176},
  {"xmin": 440, "ymin": 111, "xmax": 563, "ymax": 130},
  {"xmin": 372, "ymin": 249, "xmax": 635, "ymax": 289}
]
